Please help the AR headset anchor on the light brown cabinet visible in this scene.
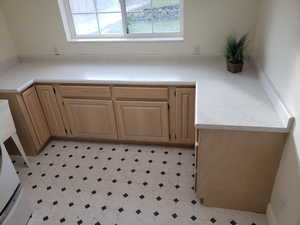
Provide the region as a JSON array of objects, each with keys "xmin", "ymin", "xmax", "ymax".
[
  {"xmin": 64, "ymin": 99, "xmax": 117, "ymax": 139},
  {"xmin": 115, "ymin": 101, "xmax": 169, "ymax": 142},
  {"xmin": 175, "ymin": 88, "xmax": 195, "ymax": 144},
  {"xmin": 195, "ymin": 128, "xmax": 287, "ymax": 213},
  {"xmin": 36, "ymin": 85, "xmax": 66, "ymax": 137},
  {"xmin": 22, "ymin": 86, "xmax": 50, "ymax": 149}
]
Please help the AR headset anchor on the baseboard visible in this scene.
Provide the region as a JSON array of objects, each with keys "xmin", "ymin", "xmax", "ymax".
[
  {"xmin": 267, "ymin": 203, "xmax": 278, "ymax": 225},
  {"xmin": 254, "ymin": 61, "xmax": 294, "ymax": 131}
]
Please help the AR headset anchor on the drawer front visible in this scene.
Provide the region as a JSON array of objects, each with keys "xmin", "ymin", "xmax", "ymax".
[
  {"xmin": 59, "ymin": 85, "xmax": 111, "ymax": 99},
  {"xmin": 112, "ymin": 87, "xmax": 169, "ymax": 100}
]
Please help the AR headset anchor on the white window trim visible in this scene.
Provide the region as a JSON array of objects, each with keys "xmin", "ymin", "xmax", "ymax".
[{"xmin": 57, "ymin": 0, "xmax": 184, "ymax": 42}]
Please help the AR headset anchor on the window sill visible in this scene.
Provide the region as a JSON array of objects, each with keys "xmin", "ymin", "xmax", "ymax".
[{"xmin": 67, "ymin": 37, "xmax": 184, "ymax": 43}]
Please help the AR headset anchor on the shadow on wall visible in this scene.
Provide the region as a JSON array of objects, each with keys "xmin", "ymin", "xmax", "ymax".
[{"xmin": 270, "ymin": 125, "xmax": 300, "ymax": 225}]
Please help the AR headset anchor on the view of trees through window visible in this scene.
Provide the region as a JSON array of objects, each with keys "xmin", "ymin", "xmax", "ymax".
[{"xmin": 68, "ymin": 0, "xmax": 181, "ymax": 37}]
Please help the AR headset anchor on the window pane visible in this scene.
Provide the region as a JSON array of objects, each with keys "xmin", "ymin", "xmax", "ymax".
[
  {"xmin": 69, "ymin": 0, "xmax": 95, "ymax": 13},
  {"xmin": 125, "ymin": 0, "xmax": 151, "ymax": 12},
  {"xmin": 127, "ymin": 11, "xmax": 152, "ymax": 33},
  {"xmin": 96, "ymin": 0, "xmax": 121, "ymax": 12},
  {"xmin": 98, "ymin": 13, "xmax": 122, "ymax": 34},
  {"xmin": 73, "ymin": 14, "xmax": 99, "ymax": 35},
  {"xmin": 153, "ymin": 9, "xmax": 180, "ymax": 33}
]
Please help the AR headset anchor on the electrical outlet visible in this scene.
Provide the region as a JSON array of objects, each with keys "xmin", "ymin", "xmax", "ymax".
[{"xmin": 192, "ymin": 45, "xmax": 201, "ymax": 55}]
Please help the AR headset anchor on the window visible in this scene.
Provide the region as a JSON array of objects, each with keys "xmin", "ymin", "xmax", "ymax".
[{"xmin": 58, "ymin": 0, "xmax": 183, "ymax": 41}]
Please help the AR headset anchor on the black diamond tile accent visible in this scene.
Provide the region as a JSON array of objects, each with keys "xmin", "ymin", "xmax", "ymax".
[
  {"xmin": 68, "ymin": 176, "xmax": 74, "ymax": 180},
  {"xmin": 112, "ymin": 148, "xmax": 116, "ymax": 151},
  {"xmin": 138, "ymin": 149, "xmax": 142, "ymax": 152},
  {"xmin": 74, "ymin": 146, "xmax": 78, "ymax": 149},
  {"xmin": 176, "ymin": 173, "xmax": 181, "ymax": 176},
  {"xmin": 161, "ymin": 171, "xmax": 166, "ymax": 175},
  {"xmin": 123, "ymin": 193, "xmax": 128, "ymax": 198},
  {"xmin": 63, "ymin": 145, "xmax": 67, "ymax": 148},
  {"xmin": 107, "ymin": 157, "xmax": 112, "ymax": 160},
  {"xmin": 251, "ymin": 223, "xmax": 256, "ymax": 225},
  {"xmin": 49, "ymin": 163, "xmax": 53, "ymax": 167},
  {"xmin": 32, "ymin": 185, "xmax": 37, "ymax": 189},
  {"xmin": 175, "ymin": 185, "xmax": 180, "ymax": 189},
  {"xmin": 191, "ymin": 200, "xmax": 197, "ymax": 205},
  {"xmin": 118, "ymin": 207, "xmax": 124, "ymax": 213},
  {"xmin": 76, "ymin": 189, "xmax": 81, "ymax": 193},
  {"xmin": 177, "ymin": 162, "xmax": 182, "ymax": 165},
  {"xmin": 75, "ymin": 165, "xmax": 80, "ymax": 168},
  {"xmin": 68, "ymin": 154, "xmax": 73, "ymax": 158},
  {"xmin": 53, "ymin": 201, "xmax": 58, "ymax": 205},
  {"xmin": 134, "ymin": 158, "xmax": 139, "ymax": 162},
  {"xmin": 27, "ymin": 172, "xmax": 32, "ymax": 176},
  {"xmin": 117, "ymin": 168, "xmax": 121, "ymax": 172},
  {"xmin": 210, "ymin": 218, "xmax": 216, "ymax": 223},
  {"xmin": 107, "ymin": 192, "xmax": 112, "ymax": 196},
  {"xmin": 69, "ymin": 202, "xmax": 74, "ymax": 207},
  {"xmin": 172, "ymin": 213, "xmax": 178, "ymax": 219},
  {"xmin": 164, "ymin": 151, "xmax": 168, "ymax": 154},
  {"xmin": 101, "ymin": 206, "xmax": 107, "ymax": 211},
  {"xmin": 91, "ymin": 190, "xmax": 96, "ymax": 195},
  {"xmin": 156, "ymin": 196, "xmax": 162, "ymax": 201},
  {"xmin": 158, "ymin": 183, "xmax": 164, "ymax": 187},
  {"xmin": 36, "ymin": 161, "xmax": 40, "ymax": 165},
  {"xmin": 112, "ymin": 179, "xmax": 117, "ymax": 183},
  {"xmin": 162, "ymin": 161, "xmax": 167, "ymax": 164},
  {"xmin": 127, "ymin": 180, "xmax": 132, "ymax": 184},
  {"xmin": 148, "ymin": 160, "xmax": 153, "ymax": 163},
  {"xmin": 131, "ymin": 169, "xmax": 136, "ymax": 173},
  {"xmin": 173, "ymin": 198, "xmax": 179, "ymax": 203},
  {"xmin": 89, "ymin": 166, "xmax": 93, "ymax": 170},
  {"xmin": 143, "ymin": 182, "xmax": 148, "ymax": 186},
  {"xmin": 56, "ymin": 154, "xmax": 60, "ymax": 157},
  {"xmin": 86, "ymin": 146, "xmax": 91, "ymax": 150},
  {"xmin": 124, "ymin": 148, "xmax": 128, "ymax": 152},
  {"xmin": 136, "ymin": 209, "xmax": 141, "ymax": 214},
  {"xmin": 95, "ymin": 222, "xmax": 101, "ymax": 225},
  {"xmin": 146, "ymin": 170, "xmax": 150, "ymax": 174},
  {"xmin": 43, "ymin": 216, "xmax": 49, "ymax": 221},
  {"xmin": 230, "ymin": 220, "xmax": 237, "ymax": 225},
  {"xmin": 97, "ymin": 178, "xmax": 102, "ymax": 182},
  {"xmin": 94, "ymin": 156, "xmax": 99, "ymax": 160},
  {"xmin": 102, "ymin": 167, "xmax": 107, "ymax": 171},
  {"xmin": 55, "ymin": 174, "xmax": 60, "ymax": 178},
  {"xmin": 178, "ymin": 152, "xmax": 182, "ymax": 155},
  {"xmin": 139, "ymin": 195, "xmax": 145, "ymax": 199},
  {"xmin": 121, "ymin": 158, "xmax": 125, "ymax": 161},
  {"xmin": 81, "ymin": 155, "xmax": 86, "ymax": 159},
  {"xmin": 62, "ymin": 164, "xmax": 67, "ymax": 168},
  {"xmin": 85, "ymin": 204, "xmax": 90, "ymax": 209},
  {"xmin": 61, "ymin": 187, "xmax": 66, "ymax": 192},
  {"xmin": 60, "ymin": 218, "xmax": 66, "ymax": 223},
  {"xmin": 191, "ymin": 216, "xmax": 197, "ymax": 221},
  {"xmin": 37, "ymin": 199, "xmax": 42, "ymax": 204},
  {"xmin": 153, "ymin": 211, "xmax": 159, "ymax": 216},
  {"xmin": 151, "ymin": 150, "xmax": 155, "ymax": 153},
  {"xmin": 46, "ymin": 186, "xmax": 51, "ymax": 190},
  {"xmin": 99, "ymin": 147, "xmax": 103, "ymax": 150},
  {"xmin": 77, "ymin": 219, "xmax": 83, "ymax": 225}
]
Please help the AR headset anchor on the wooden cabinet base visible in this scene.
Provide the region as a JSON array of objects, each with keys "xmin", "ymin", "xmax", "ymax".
[{"xmin": 195, "ymin": 129, "xmax": 287, "ymax": 213}]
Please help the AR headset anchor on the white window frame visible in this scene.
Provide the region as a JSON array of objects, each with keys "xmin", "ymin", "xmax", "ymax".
[{"xmin": 58, "ymin": 0, "xmax": 184, "ymax": 42}]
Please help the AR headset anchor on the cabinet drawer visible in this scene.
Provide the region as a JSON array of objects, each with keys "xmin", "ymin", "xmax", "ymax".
[
  {"xmin": 112, "ymin": 87, "xmax": 168, "ymax": 100},
  {"xmin": 59, "ymin": 85, "xmax": 111, "ymax": 99}
]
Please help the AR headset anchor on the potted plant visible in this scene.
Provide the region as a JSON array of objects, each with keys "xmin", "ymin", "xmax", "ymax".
[{"xmin": 225, "ymin": 34, "xmax": 248, "ymax": 73}]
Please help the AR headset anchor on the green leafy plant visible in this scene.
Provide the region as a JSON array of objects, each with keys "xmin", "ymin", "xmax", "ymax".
[{"xmin": 225, "ymin": 34, "xmax": 248, "ymax": 64}]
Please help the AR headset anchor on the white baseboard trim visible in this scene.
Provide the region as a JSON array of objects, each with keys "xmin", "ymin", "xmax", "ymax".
[
  {"xmin": 267, "ymin": 203, "xmax": 278, "ymax": 225},
  {"xmin": 255, "ymin": 61, "xmax": 294, "ymax": 131}
]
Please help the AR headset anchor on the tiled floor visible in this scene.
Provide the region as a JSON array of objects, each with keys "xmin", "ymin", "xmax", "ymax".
[{"xmin": 12, "ymin": 140, "xmax": 268, "ymax": 225}]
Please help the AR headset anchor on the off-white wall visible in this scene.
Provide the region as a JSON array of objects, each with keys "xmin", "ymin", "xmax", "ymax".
[
  {"xmin": 0, "ymin": 0, "xmax": 259, "ymax": 58},
  {"xmin": 254, "ymin": 0, "xmax": 300, "ymax": 224},
  {"xmin": 0, "ymin": 7, "xmax": 17, "ymax": 63}
]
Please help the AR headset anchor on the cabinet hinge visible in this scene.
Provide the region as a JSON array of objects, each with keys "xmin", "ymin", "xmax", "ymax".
[{"xmin": 53, "ymin": 88, "xmax": 56, "ymax": 94}]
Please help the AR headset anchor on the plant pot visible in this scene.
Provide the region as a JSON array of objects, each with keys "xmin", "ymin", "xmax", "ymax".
[{"xmin": 227, "ymin": 62, "xmax": 244, "ymax": 73}]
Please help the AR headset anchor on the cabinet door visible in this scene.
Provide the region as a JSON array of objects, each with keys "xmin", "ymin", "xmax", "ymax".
[
  {"xmin": 64, "ymin": 99, "xmax": 117, "ymax": 139},
  {"xmin": 22, "ymin": 86, "xmax": 50, "ymax": 148},
  {"xmin": 175, "ymin": 88, "xmax": 195, "ymax": 144},
  {"xmin": 115, "ymin": 101, "xmax": 169, "ymax": 142},
  {"xmin": 36, "ymin": 85, "xmax": 66, "ymax": 137}
]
